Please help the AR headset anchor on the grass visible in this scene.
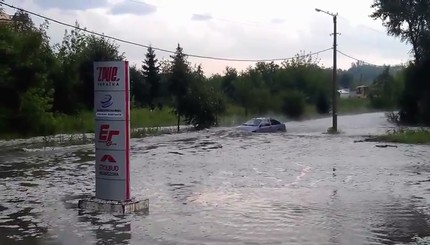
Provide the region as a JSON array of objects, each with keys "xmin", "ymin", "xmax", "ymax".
[
  {"xmin": 53, "ymin": 107, "xmax": 178, "ymax": 134},
  {"xmin": 338, "ymin": 98, "xmax": 371, "ymax": 114},
  {"xmin": 0, "ymin": 107, "xmax": 178, "ymax": 140},
  {"xmin": 218, "ymin": 99, "xmax": 373, "ymax": 126},
  {"xmin": 130, "ymin": 107, "xmax": 178, "ymax": 128},
  {"xmin": 375, "ymin": 128, "xmax": 430, "ymax": 144},
  {"xmin": 0, "ymin": 98, "xmax": 375, "ymax": 140}
]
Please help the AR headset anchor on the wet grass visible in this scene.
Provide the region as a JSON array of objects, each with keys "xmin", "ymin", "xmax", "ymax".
[
  {"xmin": 0, "ymin": 99, "xmax": 374, "ymax": 140},
  {"xmin": 375, "ymin": 128, "xmax": 430, "ymax": 145},
  {"xmin": 53, "ymin": 107, "xmax": 178, "ymax": 134},
  {"xmin": 219, "ymin": 99, "xmax": 373, "ymax": 126},
  {"xmin": 0, "ymin": 108, "xmax": 179, "ymax": 140},
  {"xmin": 338, "ymin": 98, "xmax": 372, "ymax": 114}
]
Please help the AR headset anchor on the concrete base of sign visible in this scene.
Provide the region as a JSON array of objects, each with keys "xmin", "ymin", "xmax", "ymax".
[{"xmin": 78, "ymin": 197, "xmax": 149, "ymax": 215}]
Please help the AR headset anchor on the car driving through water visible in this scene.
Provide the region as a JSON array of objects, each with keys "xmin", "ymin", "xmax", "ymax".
[{"xmin": 237, "ymin": 117, "xmax": 287, "ymax": 133}]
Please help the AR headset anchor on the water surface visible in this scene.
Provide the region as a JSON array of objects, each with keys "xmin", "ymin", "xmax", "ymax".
[{"xmin": 1, "ymin": 112, "xmax": 430, "ymax": 244}]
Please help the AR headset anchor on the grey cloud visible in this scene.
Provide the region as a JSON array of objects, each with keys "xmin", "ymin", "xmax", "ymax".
[
  {"xmin": 271, "ymin": 18, "xmax": 284, "ymax": 24},
  {"xmin": 191, "ymin": 14, "xmax": 212, "ymax": 21},
  {"xmin": 33, "ymin": 0, "xmax": 108, "ymax": 10},
  {"xmin": 110, "ymin": 1, "xmax": 156, "ymax": 16}
]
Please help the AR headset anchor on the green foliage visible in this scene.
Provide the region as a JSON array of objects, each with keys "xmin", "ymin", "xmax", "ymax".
[
  {"xmin": 345, "ymin": 61, "xmax": 404, "ymax": 86},
  {"xmin": 315, "ymin": 91, "xmax": 330, "ymax": 114},
  {"xmin": 142, "ymin": 46, "xmax": 161, "ymax": 106},
  {"xmin": 398, "ymin": 58, "xmax": 430, "ymax": 125},
  {"xmin": 1, "ymin": 9, "xmax": 409, "ymax": 138},
  {"xmin": 0, "ymin": 11, "xmax": 56, "ymax": 136},
  {"xmin": 281, "ymin": 90, "xmax": 306, "ymax": 119},
  {"xmin": 221, "ymin": 66, "xmax": 238, "ymax": 101},
  {"xmin": 339, "ymin": 72, "xmax": 354, "ymax": 89},
  {"xmin": 52, "ymin": 24, "xmax": 124, "ymax": 112},
  {"xmin": 377, "ymin": 128, "xmax": 430, "ymax": 144},
  {"xmin": 369, "ymin": 66, "xmax": 403, "ymax": 109},
  {"xmin": 370, "ymin": 0, "xmax": 430, "ymax": 62},
  {"xmin": 130, "ymin": 64, "xmax": 150, "ymax": 107},
  {"xmin": 338, "ymin": 98, "xmax": 370, "ymax": 113},
  {"xmin": 19, "ymin": 87, "xmax": 56, "ymax": 135},
  {"xmin": 372, "ymin": 0, "xmax": 430, "ymax": 126},
  {"xmin": 181, "ymin": 66, "xmax": 226, "ymax": 129},
  {"xmin": 168, "ymin": 44, "xmax": 191, "ymax": 130}
]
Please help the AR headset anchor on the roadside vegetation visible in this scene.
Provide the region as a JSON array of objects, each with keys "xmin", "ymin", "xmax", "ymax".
[
  {"xmin": 368, "ymin": 0, "xmax": 430, "ymax": 144},
  {"xmin": 1, "ymin": 4, "xmax": 428, "ymax": 141},
  {"xmin": 372, "ymin": 128, "xmax": 430, "ymax": 145}
]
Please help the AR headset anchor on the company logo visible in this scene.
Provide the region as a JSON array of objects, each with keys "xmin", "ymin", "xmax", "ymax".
[
  {"xmin": 99, "ymin": 154, "xmax": 119, "ymax": 176},
  {"xmin": 96, "ymin": 93, "xmax": 123, "ymax": 118},
  {"xmin": 98, "ymin": 124, "xmax": 120, "ymax": 146},
  {"xmin": 100, "ymin": 94, "xmax": 113, "ymax": 108},
  {"xmin": 96, "ymin": 66, "xmax": 120, "ymax": 87},
  {"xmin": 101, "ymin": 154, "xmax": 116, "ymax": 163}
]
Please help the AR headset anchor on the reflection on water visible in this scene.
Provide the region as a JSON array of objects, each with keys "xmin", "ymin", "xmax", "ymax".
[{"xmin": 0, "ymin": 112, "xmax": 430, "ymax": 244}]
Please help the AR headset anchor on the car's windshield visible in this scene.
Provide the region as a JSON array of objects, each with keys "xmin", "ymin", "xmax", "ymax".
[{"xmin": 243, "ymin": 119, "xmax": 261, "ymax": 126}]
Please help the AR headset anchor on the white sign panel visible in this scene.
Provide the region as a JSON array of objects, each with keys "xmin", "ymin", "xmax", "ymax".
[{"xmin": 94, "ymin": 61, "xmax": 130, "ymax": 201}]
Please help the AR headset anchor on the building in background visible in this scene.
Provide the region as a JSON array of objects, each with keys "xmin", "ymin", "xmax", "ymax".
[{"xmin": 0, "ymin": 12, "xmax": 13, "ymax": 24}]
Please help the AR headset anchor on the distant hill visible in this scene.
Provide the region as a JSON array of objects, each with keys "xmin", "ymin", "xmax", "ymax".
[{"xmin": 338, "ymin": 61, "xmax": 405, "ymax": 89}]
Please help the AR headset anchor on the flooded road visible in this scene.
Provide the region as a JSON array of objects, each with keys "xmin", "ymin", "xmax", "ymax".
[{"xmin": 1, "ymin": 112, "xmax": 430, "ymax": 244}]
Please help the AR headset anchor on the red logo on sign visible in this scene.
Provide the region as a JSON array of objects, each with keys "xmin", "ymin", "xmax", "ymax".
[
  {"xmin": 99, "ymin": 154, "xmax": 119, "ymax": 176},
  {"xmin": 97, "ymin": 67, "xmax": 120, "ymax": 82},
  {"xmin": 101, "ymin": 154, "xmax": 116, "ymax": 163},
  {"xmin": 99, "ymin": 124, "xmax": 119, "ymax": 146}
]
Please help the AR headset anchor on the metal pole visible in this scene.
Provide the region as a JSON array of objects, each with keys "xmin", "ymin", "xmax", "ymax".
[{"xmin": 332, "ymin": 14, "xmax": 338, "ymax": 132}]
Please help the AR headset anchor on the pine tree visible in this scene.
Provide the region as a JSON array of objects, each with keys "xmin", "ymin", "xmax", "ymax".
[
  {"xmin": 142, "ymin": 46, "xmax": 160, "ymax": 107},
  {"xmin": 169, "ymin": 43, "xmax": 191, "ymax": 131}
]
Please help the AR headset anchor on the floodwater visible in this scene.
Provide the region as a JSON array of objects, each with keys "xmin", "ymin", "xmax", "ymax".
[{"xmin": 1, "ymin": 112, "xmax": 430, "ymax": 245}]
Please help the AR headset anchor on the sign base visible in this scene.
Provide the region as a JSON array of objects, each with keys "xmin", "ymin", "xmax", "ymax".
[{"xmin": 78, "ymin": 197, "xmax": 149, "ymax": 215}]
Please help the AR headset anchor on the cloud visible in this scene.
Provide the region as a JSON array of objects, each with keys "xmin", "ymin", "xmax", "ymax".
[
  {"xmin": 18, "ymin": 0, "xmax": 411, "ymax": 76},
  {"xmin": 271, "ymin": 18, "xmax": 285, "ymax": 24},
  {"xmin": 110, "ymin": 1, "xmax": 157, "ymax": 16},
  {"xmin": 32, "ymin": 0, "xmax": 108, "ymax": 10},
  {"xmin": 191, "ymin": 14, "xmax": 212, "ymax": 21}
]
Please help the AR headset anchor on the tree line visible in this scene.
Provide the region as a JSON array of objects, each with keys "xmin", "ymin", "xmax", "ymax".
[
  {"xmin": 2, "ymin": 4, "xmax": 427, "ymax": 137},
  {"xmin": 370, "ymin": 0, "xmax": 430, "ymax": 125},
  {"xmin": 0, "ymin": 10, "xmax": 337, "ymax": 136}
]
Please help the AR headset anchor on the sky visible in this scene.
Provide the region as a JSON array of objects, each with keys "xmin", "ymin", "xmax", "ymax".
[{"xmin": 1, "ymin": 0, "xmax": 414, "ymax": 76}]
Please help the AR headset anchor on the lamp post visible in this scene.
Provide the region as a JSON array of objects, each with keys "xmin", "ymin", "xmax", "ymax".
[{"xmin": 316, "ymin": 8, "xmax": 338, "ymax": 133}]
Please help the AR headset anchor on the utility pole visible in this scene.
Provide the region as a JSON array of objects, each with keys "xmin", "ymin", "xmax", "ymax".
[
  {"xmin": 332, "ymin": 14, "xmax": 338, "ymax": 132},
  {"xmin": 315, "ymin": 8, "xmax": 339, "ymax": 133}
]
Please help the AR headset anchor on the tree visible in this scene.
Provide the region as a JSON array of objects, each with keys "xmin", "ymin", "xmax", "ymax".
[
  {"xmin": 370, "ymin": 0, "xmax": 430, "ymax": 63},
  {"xmin": 339, "ymin": 72, "xmax": 354, "ymax": 89},
  {"xmin": 130, "ymin": 65, "xmax": 149, "ymax": 107},
  {"xmin": 53, "ymin": 23, "xmax": 124, "ymax": 112},
  {"xmin": 78, "ymin": 34, "xmax": 124, "ymax": 110},
  {"xmin": 0, "ymin": 11, "xmax": 56, "ymax": 135},
  {"xmin": 371, "ymin": 0, "xmax": 430, "ymax": 125},
  {"xmin": 369, "ymin": 66, "xmax": 403, "ymax": 109},
  {"xmin": 168, "ymin": 44, "xmax": 191, "ymax": 131},
  {"xmin": 142, "ymin": 46, "xmax": 160, "ymax": 107},
  {"xmin": 281, "ymin": 50, "xmax": 321, "ymax": 68},
  {"xmin": 315, "ymin": 91, "xmax": 330, "ymax": 114},
  {"xmin": 53, "ymin": 26, "xmax": 86, "ymax": 114},
  {"xmin": 281, "ymin": 91, "xmax": 306, "ymax": 119},
  {"xmin": 398, "ymin": 59, "xmax": 430, "ymax": 124},
  {"xmin": 221, "ymin": 66, "xmax": 237, "ymax": 101},
  {"xmin": 181, "ymin": 65, "xmax": 225, "ymax": 129}
]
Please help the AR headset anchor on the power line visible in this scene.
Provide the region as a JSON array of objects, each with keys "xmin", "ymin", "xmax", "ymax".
[
  {"xmin": 337, "ymin": 50, "xmax": 380, "ymax": 66},
  {"xmin": 0, "ymin": 1, "xmax": 333, "ymax": 62}
]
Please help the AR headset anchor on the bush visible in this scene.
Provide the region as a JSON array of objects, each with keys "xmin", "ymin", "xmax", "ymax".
[
  {"xmin": 315, "ymin": 92, "xmax": 330, "ymax": 114},
  {"xmin": 281, "ymin": 90, "xmax": 306, "ymax": 119}
]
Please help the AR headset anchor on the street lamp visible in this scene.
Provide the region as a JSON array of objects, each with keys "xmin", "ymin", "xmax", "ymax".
[{"xmin": 315, "ymin": 8, "xmax": 338, "ymax": 133}]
